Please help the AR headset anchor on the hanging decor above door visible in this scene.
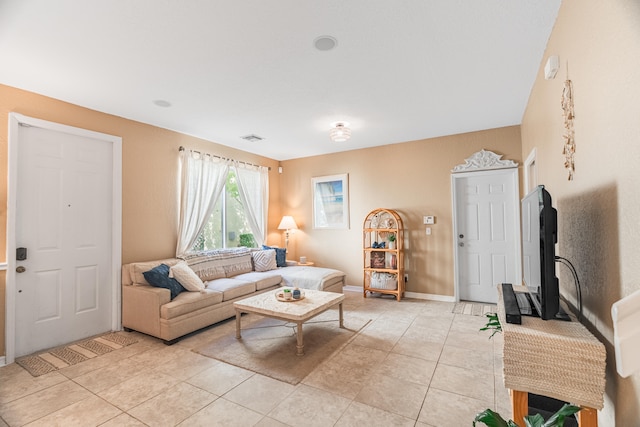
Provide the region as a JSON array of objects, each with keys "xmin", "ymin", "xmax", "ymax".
[{"xmin": 451, "ymin": 149, "xmax": 518, "ymax": 173}]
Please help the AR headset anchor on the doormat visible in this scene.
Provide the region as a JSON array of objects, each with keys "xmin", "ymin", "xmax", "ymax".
[
  {"xmin": 452, "ymin": 302, "xmax": 497, "ymax": 316},
  {"xmin": 16, "ymin": 332, "xmax": 138, "ymax": 377}
]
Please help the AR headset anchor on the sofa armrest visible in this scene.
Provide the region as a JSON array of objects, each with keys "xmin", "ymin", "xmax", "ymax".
[{"xmin": 122, "ymin": 284, "xmax": 170, "ymax": 338}]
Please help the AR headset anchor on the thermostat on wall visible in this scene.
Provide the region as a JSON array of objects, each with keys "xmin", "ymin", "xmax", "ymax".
[{"xmin": 423, "ymin": 216, "xmax": 435, "ymax": 224}]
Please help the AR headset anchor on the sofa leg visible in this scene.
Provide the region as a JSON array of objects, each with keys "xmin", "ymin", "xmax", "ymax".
[{"xmin": 163, "ymin": 338, "xmax": 180, "ymax": 346}]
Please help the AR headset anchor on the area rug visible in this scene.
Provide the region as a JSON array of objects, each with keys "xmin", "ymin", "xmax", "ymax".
[
  {"xmin": 193, "ymin": 314, "xmax": 370, "ymax": 385},
  {"xmin": 16, "ymin": 332, "xmax": 138, "ymax": 377},
  {"xmin": 452, "ymin": 301, "xmax": 497, "ymax": 316}
]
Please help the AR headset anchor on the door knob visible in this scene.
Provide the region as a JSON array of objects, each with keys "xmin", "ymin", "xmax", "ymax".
[
  {"xmin": 459, "ymin": 234, "xmax": 464, "ymax": 239},
  {"xmin": 16, "ymin": 266, "xmax": 26, "ymax": 273}
]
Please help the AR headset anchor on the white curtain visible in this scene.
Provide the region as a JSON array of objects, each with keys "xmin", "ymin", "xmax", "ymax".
[
  {"xmin": 233, "ymin": 161, "xmax": 269, "ymax": 246},
  {"xmin": 176, "ymin": 149, "xmax": 230, "ymax": 256}
]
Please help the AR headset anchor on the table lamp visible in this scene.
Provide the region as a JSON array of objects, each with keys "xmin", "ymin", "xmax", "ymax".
[{"xmin": 277, "ymin": 215, "xmax": 298, "ymax": 253}]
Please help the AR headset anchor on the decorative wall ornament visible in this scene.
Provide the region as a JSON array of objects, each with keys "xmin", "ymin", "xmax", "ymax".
[
  {"xmin": 451, "ymin": 149, "xmax": 518, "ymax": 173},
  {"xmin": 562, "ymin": 79, "xmax": 576, "ymax": 180}
]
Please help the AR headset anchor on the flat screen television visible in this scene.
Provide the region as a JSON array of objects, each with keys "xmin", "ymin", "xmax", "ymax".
[{"xmin": 521, "ymin": 185, "xmax": 569, "ymax": 321}]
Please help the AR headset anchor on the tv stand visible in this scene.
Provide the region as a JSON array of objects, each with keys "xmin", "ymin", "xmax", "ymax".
[{"xmin": 497, "ymin": 284, "xmax": 606, "ymax": 427}]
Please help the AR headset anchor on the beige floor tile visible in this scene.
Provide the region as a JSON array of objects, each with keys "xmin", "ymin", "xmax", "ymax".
[
  {"xmin": 179, "ymin": 397, "xmax": 263, "ymax": 427},
  {"xmin": 429, "ymin": 363, "xmax": 495, "ymax": 402},
  {"xmin": 0, "ymin": 365, "xmax": 67, "ymax": 404},
  {"xmin": 444, "ymin": 329, "xmax": 495, "ymax": 351},
  {"xmin": 73, "ymin": 358, "xmax": 154, "ymax": 394},
  {"xmin": 439, "ymin": 344, "xmax": 495, "ymax": 373},
  {"xmin": 152, "ymin": 347, "xmax": 219, "ymax": 381},
  {"xmin": 354, "ymin": 372, "xmax": 428, "ymax": 419},
  {"xmin": 23, "ymin": 395, "xmax": 121, "ymax": 427},
  {"xmin": 128, "ymin": 382, "xmax": 216, "ymax": 426},
  {"xmin": 100, "ymin": 413, "xmax": 148, "ymax": 426},
  {"xmin": 59, "ymin": 341, "xmax": 156, "ymax": 379},
  {"xmin": 418, "ymin": 388, "xmax": 493, "ymax": 426},
  {"xmin": 223, "ymin": 374, "xmax": 295, "ymax": 415},
  {"xmin": 186, "ymin": 361, "xmax": 254, "ymax": 396},
  {"xmin": 335, "ymin": 401, "xmax": 415, "ymax": 427},
  {"xmin": 391, "ymin": 335, "xmax": 444, "ymax": 362},
  {"xmin": 98, "ymin": 370, "xmax": 181, "ymax": 411},
  {"xmin": 0, "ymin": 381, "xmax": 92, "ymax": 426},
  {"xmin": 375, "ymin": 352, "xmax": 437, "ymax": 386},
  {"xmin": 268, "ymin": 384, "xmax": 351, "ymax": 427},
  {"xmin": 254, "ymin": 417, "xmax": 290, "ymax": 427}
]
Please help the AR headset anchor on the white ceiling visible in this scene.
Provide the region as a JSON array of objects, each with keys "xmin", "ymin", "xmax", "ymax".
[{"xmin": 0, "ymin": 0, "xmax": 561, "ymax": 161}]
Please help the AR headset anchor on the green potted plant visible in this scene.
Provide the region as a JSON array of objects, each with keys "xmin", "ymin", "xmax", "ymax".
[
  {"xmin": 387, "ymin": 233, "xmax": 397, "ymax": 250},
  {"xmin": 473, "ymin": 404, "xmax": 581, "ymax": 427}
]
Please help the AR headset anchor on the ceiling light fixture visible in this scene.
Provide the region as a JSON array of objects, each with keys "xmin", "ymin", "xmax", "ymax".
[
  {"xmin": 329, "ymin": 122, "xmax": 351, "ymax": 142},
  {"xmin": 314, "ymin": 35, "xmax": 338, "ymax": 51}
]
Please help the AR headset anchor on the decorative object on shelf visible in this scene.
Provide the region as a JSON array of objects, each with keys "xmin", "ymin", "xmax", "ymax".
[
  {"xmin": 388, "ymin": 233, "xmax": 396, "ymax": 250},
  {"xmin": 370, "ymin": 251, "xmax": 385, "ymax": 268},
  {"xmin": 329, "ymin": 121, "xmax": 351, "ymax": 142},
  {"xmin": 562, "ymin": 78, "xmax": 575, "ymax": 180},
  {"xmin": 363, "ymin": 208, "xmax": 404, "ymax": 301},
  {"xmin": 312, "ymin": 173, "xmax": 349, "ymax": 229},
  {"xmin": 277, "ymin": 215, "xmax": 298, "ymax": 253},
  {"xmin": 451, "ymin": 149, "xmax": 518, "ymax": 173}
]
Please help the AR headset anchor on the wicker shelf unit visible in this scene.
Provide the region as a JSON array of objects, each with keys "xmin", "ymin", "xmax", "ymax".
[{"xmin": 363, "ymin": 208, "xmax": 404, "ymax": 301}]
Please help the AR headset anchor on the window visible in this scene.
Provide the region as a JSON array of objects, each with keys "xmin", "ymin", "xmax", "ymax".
[
  {"xmin": 176, "ymin": 149, "xmax": 268, "ymax": 256},
  {"xmin": 191, "ymin": 170, "xmax": 256, "ymax": 251}
]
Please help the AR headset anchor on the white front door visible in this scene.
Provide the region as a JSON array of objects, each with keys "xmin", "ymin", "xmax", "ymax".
[
  {"xmin": 10, "ymin": 117, "xmax": 120, "ymax": 358},
  {"xmin": 452, "ymin": 168, "xmax": 520, "ymax": 303}
]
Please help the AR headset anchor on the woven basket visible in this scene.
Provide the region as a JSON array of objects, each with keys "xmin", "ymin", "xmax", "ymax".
[{"xmin": 370, "ymin": 272, "xmax": 397, "ymax": 290}]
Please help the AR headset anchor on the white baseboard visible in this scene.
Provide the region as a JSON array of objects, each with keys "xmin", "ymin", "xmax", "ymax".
[
  {"xmin": 344, "ymin": 285, "xmax": 455, "ymax": 302},
  {"xmin": 0, "ymin": 356, "xmax": 6, "ymax": 367}
]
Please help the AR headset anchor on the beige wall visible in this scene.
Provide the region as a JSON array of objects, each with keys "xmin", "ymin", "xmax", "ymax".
[
  {"xmin": 0, "ymin": 84, "xmax": 282, "ymax": 357},
  {"xmin": 279, "ymin": 126, "xmax": 522, "ymax": 297},
  {"xmin": 521, "ymin": 0, "xmax": 640, "ymax": 424}
]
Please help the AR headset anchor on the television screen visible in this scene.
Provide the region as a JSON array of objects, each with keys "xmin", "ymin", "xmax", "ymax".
[{"xmin": 521, "ymin": 185, "xmax": 566, "ymax": 320}]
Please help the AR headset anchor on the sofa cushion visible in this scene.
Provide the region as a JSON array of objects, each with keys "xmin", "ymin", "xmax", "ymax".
[
  {"xmin": 234, "ymin": 271, "xmax": 282, "ymax": 291},
  {"xmin": 130, "ymin": 258, "xmax": 180, "ymax": 285},
  {"xmin": 160, "ymin": 289, "xmax": 224, "ymax": 320},
  {"xmin": 180, "ymin": 248, "xmax": 252, "ymax": 281},
  {"xmin": 223, "ymin": 253, "xmax": 253, "ymax": 277},
  {"xmin": 262, "ymin": 245, "xmax": 287, "ymax": 267},
  {"xmin": 205, "ymin": 278, "xmax": 256, "ymax": 301},
  {"xmin": 252, "ymin": 249, "xmax": 277, "ymax": 272},
  {"xmin": 169, "ymin": 261, "xmax": 205, "ymax": 292},
  {"xmin": 143, "ymin": 264, "xmax": 186, "ymax": 300}
]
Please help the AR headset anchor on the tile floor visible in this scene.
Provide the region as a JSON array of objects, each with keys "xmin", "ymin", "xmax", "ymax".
[{"xmin": 0, "ymin": 290, "xmax": 511, "ymax": 426}]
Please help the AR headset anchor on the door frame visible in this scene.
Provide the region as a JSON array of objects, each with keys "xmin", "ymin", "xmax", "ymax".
[
  {"xmin": 5, "ymin": 113, "xmax": 122, "ymax": 364},
  {"xmin": 451, "ymin": 149, "xmax": 521, "ymax": 302}
]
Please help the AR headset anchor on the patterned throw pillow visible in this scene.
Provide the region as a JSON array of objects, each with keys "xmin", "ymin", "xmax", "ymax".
[
  {"xmin": 169, "ymin": 261, "xmax": 205, "ymax": 292},
  {"xmin": 252, "ymin": 249, "xmax": 277, "ymax": 272},
  {"xmin": 262, "ymin": 245, "xmax": 287, "ymax": 267},
  {"xmin": 143, "ymin": 264, "xmax": 186, "ymax": 300}
]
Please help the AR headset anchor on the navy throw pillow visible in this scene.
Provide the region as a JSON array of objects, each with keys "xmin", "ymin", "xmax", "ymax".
[
  {"xmin": 143, "ymin": 263, "xmax": 186, "ymax": 300},
  {"xmin": 262, "ymin": 245, "xmax": 287, "ymax": 267}
]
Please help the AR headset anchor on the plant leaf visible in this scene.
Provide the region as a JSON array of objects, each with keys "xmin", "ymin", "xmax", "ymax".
[
  {"xmin": 524, "ymin": 413, "xmax": 545, "ymax": 427},
  {"xmin": 542, "ymin": 404, "xmax": 581, "ymax": 427},
  {"xmin": 473, "ymin": 409, "xmax": 511, "ymax": 427}
]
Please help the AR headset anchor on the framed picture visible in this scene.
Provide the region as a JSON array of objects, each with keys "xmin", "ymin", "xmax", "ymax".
[{"xmin": 312, "ymin": 173, "xmax": 349, "ymax": 229}]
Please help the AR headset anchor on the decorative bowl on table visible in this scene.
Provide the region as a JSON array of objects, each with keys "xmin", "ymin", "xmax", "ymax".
[{"xmin": 275, "ymin": 288, "xmax": 305, "ymax": 302}]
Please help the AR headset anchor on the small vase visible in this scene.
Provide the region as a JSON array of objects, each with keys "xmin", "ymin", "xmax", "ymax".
[{"xmin": 388, "ymin": 241, "xmax": 396, "ymax": 250}]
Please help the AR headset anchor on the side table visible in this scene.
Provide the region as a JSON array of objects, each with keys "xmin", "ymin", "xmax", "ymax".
[
  {"xmin": 497, "ymin": 284, "xmax": 606, "ymax": 427},
  {"xmin": 298, "ymin": 261, "xmax": 315, "ymax": 266}
]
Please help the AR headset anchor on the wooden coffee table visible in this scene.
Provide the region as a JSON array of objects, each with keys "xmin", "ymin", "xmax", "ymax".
[{"xmin": 234, "ymin": 289, "xmax": 345, "ymax": 356}]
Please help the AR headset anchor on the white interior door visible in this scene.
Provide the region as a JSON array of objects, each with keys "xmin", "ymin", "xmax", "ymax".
[
  {"xmin": 452, "ymin": 168, "xmax": 520, "ymax": 303},
  {"xmin": 10, "ymin": 118, "xmax": 119, "ymax": 358}
]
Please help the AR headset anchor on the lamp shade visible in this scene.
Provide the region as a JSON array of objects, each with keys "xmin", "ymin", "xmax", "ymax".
[
  {"xmin": 330, "ymin": 122, "xmax": 351, "ymax": 142},
  {"xmin": 278, "ymin": 215, "xmax": 298, "ymax": 230}
]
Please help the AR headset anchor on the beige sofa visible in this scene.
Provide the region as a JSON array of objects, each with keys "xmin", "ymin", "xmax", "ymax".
[{"xmin": 121, "ymin": 248, "xmax": 346, "ymax": 344}]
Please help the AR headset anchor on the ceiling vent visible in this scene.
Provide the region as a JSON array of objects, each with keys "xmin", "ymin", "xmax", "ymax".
[{"xmin": 240, "ymin": 134, "xmax": 265, "ymax": 142}]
